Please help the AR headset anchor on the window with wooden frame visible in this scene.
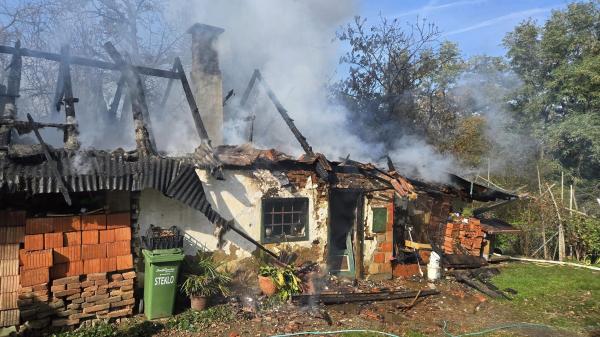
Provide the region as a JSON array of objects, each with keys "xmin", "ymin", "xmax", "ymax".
[{"xmin": 261, "ymin": 197, "xmax": 309, "ymax": 243}]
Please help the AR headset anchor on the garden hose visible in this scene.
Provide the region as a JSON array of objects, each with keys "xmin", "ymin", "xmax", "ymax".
[
  {"xmin": 269, "ymin": 329, "xmax": 400, "ymax": 337},
  {"xmin": 442, "ymin": 320, "xmax": 555, "ymax": 337},
  {"xmin": 267, "ymin": 321, "xmax": 556, "ymax": 337}
]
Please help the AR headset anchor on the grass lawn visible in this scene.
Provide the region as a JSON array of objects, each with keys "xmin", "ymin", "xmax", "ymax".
[{"xmin": 491, "ymin": 262, "xmax": 600, "ymax": 333}]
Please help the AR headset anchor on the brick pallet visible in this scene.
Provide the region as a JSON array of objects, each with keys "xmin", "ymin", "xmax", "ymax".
[
  {"xmin": 443, "ymin": 218, "xmax": 485, "ymax": 256},
  {"xmin": 17, "ymin": 212, "xmax": 135, "ymax": 330},
  {"xmin": 0, "ymin": 211, "xmax": 25, "ymax": 327}
]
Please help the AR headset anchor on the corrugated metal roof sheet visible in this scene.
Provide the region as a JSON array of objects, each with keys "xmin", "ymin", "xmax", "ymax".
[{"xmin": 0, "ymin": 149, "xmax": 228, "ymax": 225}]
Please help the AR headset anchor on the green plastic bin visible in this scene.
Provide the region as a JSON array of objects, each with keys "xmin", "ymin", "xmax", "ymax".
[{"xmin": 142, "ymin": 248, "xmax": 185, "ymax": 319}]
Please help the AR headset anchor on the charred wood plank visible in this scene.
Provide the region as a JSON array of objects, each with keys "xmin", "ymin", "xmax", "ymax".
[
  {"xmin": 104, "ymin": 42, "xmax": 157, "ymax": 156},
  {"xmin": 0, "ymin": 44, "xmax": 178, "ymax": 79},
  {"xmin": 293, "ymin": 289, "xmax": 439, "ymax": 305},
  {"xmin": 108, "ymin": 75, "xmax": 126, "ymax": 121},
  {"xmin": 240, "ymin": 69, "xmax": 259, "ymax": 107},
  {"xmin": 254, "ymin": 70, "xmax": 313, "ymax": 155},
  {"xmin": 174, "ymin": 57, "xmax": 210, "ymax": 141},
  {"xmin": 222, "ymin": 89, "xmax": 234, "ymax": 106},
  {"xmin": 0, "ymin": 41, "xmax": 22, "ymax": 146},
  {"xmin": 159, "ymin": 61, "xmax": 177, "ymax": 111},
  {"xmin": 454, "ymin": 272, "xmax": 508, "ymax": 299},
  {"xmin": 0, "ymin": 119, "xmax": 67, "ymax": 133},
  {"xmin": 58, "ymin": 45, "xmax": 80, "ymax": 150},
  {"xmin": 26, "ymin": 113, "xmax": 72, "ymax": 206}
]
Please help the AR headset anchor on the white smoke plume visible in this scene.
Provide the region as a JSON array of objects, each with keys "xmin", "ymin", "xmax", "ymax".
[{"xmin": 165, "ymin": 0, "xmax": 462, "ymax": 182}]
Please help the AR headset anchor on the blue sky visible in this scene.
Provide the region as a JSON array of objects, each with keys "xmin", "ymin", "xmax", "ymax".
[{"xmin": 359, "ymin": 0, "xmax": 571, "ymax": 57}]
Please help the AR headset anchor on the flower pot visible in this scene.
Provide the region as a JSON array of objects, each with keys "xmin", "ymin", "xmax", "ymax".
[
  {"xmin": 258, "ymin": 276, "xmax": 277, "ymax": 296},
  {"xmin": 190, "ymin": 295, "xmax": 208, "ymax": 311}
]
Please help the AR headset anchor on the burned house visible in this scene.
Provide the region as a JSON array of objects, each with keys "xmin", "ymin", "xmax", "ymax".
[{"xmin": 0, "ymin": 22, "xmax": 519, "ymax": 329}]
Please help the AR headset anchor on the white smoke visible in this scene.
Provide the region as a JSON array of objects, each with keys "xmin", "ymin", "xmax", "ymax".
[{"xmin": 165, "ymin": 0, "xmax": 463, "ymax": 182}]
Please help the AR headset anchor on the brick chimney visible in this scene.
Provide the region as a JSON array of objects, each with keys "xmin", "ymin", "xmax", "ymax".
[{"xmin": 187, "ymin": 23, "xmax": 225, "ymax": 145}]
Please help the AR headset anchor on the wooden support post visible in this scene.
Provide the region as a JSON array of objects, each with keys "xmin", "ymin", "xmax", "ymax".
[
  {"xmin": 108, "ymin": 75, "xmax": 126, "ymax": 121},
  {"xmin": 0, "ymin": 41, "xmax": 22, "ymax": 145},
  {"xmin": 240, "ymin": 70, "xmax": 259, "ymax": 142},
  {"xmin": 26, "ymin": 113, "xmax": 72, "ymax": 205},
  {"xmin": 569, "ymin": 185, "xmax": 573, "ymax": 216},
  {"xmin": 173, "ymin": 57, "xmax": 210, "ymax": 142},
  {"xmin": 546, "ymin": 184, "xmax": 565, "ymax": 261},
  {"xmin": 561, "ymin": 171, "xmax": 564, "ymax": 202},
  {"xmin": 104, "ymin": 42, "xmax": 157, "ymax": 155},
  {"xmin": 537, "ymin": 165, "xmax": 549, "ymax": 259},
  {"xmin": 159, "ymin": 61, "xmax": 177, "ymax": 111},
  {"xmin": 58, "ymin": 45, "xmax": 80, "ymax": 150},
  {"xmin": 240, "ymin": 69, "xmax": 259, "ymax": 108}
]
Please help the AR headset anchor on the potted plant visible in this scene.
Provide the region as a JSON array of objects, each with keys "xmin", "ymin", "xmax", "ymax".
[
  {"xmin": 181, "ymin": 252, "xmax": 231, "ymax": 311},
  {"xmin": 258, "ymin": 266, "xmax": 279, "ymax": 296},
  {"xmin": 258, "ymin": 265, "xmax": 302, "ymax": 300}
]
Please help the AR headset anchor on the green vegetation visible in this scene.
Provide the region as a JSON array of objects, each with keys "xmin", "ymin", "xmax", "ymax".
[
  {"xmin": 181, "ymin": 252, "xmax": 232, "ymax": 298},
  {"xmin": 337, "ymin": 1, "xmax": 600, "ymax": 263},
  {"xmin": 491, "ymin": 263, "xmax": 600, "ymax": 331},
  {"xmin": 165, "ymin": 305, "xmax": 235, "ymax": 332},
  {"xmin": 51, "ymin": 320, "xmax": 164, "ymax": 337}
]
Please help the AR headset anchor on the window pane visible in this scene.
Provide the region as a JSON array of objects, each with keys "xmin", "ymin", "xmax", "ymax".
[
  {"xmin": 282, "ymin": 225, "xmax": 291, "ymax": 235},
  {"xmin": 263, "ymin": 197, "xmax": 308, "ymax": 243}
]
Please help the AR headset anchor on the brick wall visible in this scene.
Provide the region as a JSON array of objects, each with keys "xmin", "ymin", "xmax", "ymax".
[
  {"xmin": 0, "ymin": 211, "xmax": 25, "ymax": 327},
  {"xmin": 367, "ymin": 203, "xmax": 394, "ymax": 276}
]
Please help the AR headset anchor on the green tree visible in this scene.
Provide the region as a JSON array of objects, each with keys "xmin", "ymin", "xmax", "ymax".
[
  {"xmin": 503, "ymin": 1, "xmax": 600, "ymax": 215},
  {"xmin": 336, "ymin": 16, "xmax": 464, "ymax": 148}
]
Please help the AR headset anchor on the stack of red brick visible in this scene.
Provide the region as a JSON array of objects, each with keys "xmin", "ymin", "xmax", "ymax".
[
  {"xmin": 17, "ymin": 212, "xmax": 135, "ymax": 330},
  {"xmin": 0, "ymin": 211, "xmax": 25, "ymax": 327},
  {"xmin": 443, "ymin": 218, "xmax": 484, "ymax": 256},
  {"xmin": 18, "ymin": 271, "xmax": 135, "ymax": 328}
]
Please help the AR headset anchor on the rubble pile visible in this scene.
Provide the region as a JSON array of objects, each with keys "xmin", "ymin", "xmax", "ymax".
[
  {"xmin": 18, "ymin": 271, "xmax": 135, "ymax": 329},
  {"xmin": 443, "ymin": 218, "xmax": 484, "ymax": 256}
]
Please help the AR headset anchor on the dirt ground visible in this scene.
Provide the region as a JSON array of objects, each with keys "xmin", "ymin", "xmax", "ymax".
[{"xmin": 141, "ymin": 264, "xmax": 591, "ymax": 337}]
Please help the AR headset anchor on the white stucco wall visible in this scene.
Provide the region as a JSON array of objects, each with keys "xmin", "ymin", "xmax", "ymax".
[{"xmin": 137, "ymin": 169, "xmax": 328, "ymax": 264}]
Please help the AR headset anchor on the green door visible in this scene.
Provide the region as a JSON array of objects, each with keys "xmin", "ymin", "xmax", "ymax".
[{"xmin": 328, "ymin": 190, "xmax": 361, "ymax": 277}]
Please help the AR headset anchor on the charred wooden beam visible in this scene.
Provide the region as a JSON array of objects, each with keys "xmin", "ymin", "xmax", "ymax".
[
  {"xmin": 26, "ymin": 113, "xmax": 72, "ymax": 206},
  {"xmin": 104, "ymin": 42, "xmax": 157, "ymax": 156},
  {"xmin": 240, "ymin": 69, "xmax": 259, "ymax": 107},
  {"xmin": 159, "ymin": 61, "xmax": 177, "ymax": 111},
  {"xmin": 108, "ymin": 74, "xmax": 126, "ymax": 121},
  {"xmin": 0, "ymin": 41, "xmax": 22, "ymax": 146},
  {"xmin": 0, "ymin": 119, "xmax": 67, "ymax": 134},
  {"xmin": 293, "ymin": 289, "xmax": 439, "ymax": 305},
  {"xmin": 254, "ymin": 70, "xmax": 313, "ymax": 155},
  {"xmin": 222, "ymin": 89, "xmax": 234, "ymax": 106},
  {"xmin": 174, "ymin": 57, "xmax": 210, "ymax": 142},
  {"xmin": 245, "ymin": 69, "xmax": 331, "ymax": 181},
  {"xmin": 58, "ymin": 45, "xmax": 80, "ymax": 150},
  {"xmin": 0, "ymin": 44, "xmax": 179, "ymax": 79}
]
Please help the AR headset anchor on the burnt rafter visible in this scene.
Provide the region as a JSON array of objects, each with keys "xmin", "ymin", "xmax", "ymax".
[
  {"xmin": 103, "ymin": 42, "xmax": 157, "ymax": 156},
  {"xmin": 0, "ymin": 41, "xmax": 22, "ymax": 146},
  {"xmin": 25, "ymin": 113, "xmax": 72, "ymax": 206},
  {"xmin": 174, "ymin": 57, "xmax": 210, "ymax": 142},
  {"xmin": 240, "ymin": 69, "xmax": 331, "ymax": 181},
  {"xmin": 54, "ymin": 45, "xmax": 81, "ymax": 150}
]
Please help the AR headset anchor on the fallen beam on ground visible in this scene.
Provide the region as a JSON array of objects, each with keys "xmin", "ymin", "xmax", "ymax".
[
  {"xmin": 454, "ymin": 272, "xmax": 508, "ymax": 299},
  {"xmin": 292, "ymin": 289, "xmax": 439, "ymax": 305}
]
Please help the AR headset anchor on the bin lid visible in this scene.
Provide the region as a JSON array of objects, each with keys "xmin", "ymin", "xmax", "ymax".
[{"xmin": 142, "ymin": 248, "xmax": 185, "ymax": 263}]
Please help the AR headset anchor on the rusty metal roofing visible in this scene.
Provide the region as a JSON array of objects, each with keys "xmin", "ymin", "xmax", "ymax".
[{"xmin": 0, "ymin": 149, "xmax": 228, "ymax": 225}]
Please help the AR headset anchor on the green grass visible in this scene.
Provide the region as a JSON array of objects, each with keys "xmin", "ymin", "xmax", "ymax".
[{"xmin": 491, "ymin": 262, "xmax": 600, "ymax": 331}]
